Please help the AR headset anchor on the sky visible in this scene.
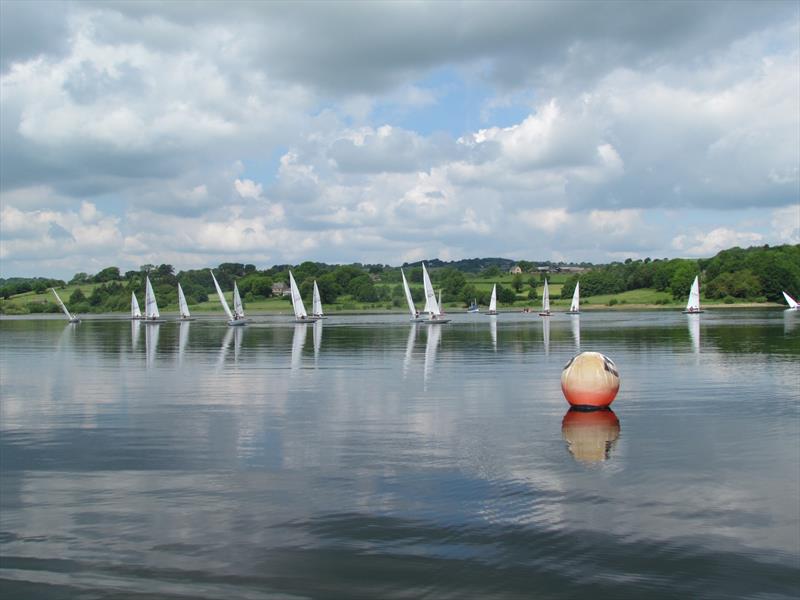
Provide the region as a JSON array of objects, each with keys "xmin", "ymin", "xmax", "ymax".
[{"xmin": 0, "ymin": 0, "xmax": 798, "ymax": 279}]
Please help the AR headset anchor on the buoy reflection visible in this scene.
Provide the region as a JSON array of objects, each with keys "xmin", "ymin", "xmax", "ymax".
[{"xmin": 561, "ymin": 408, "xmax": 620, "ymax": 464}]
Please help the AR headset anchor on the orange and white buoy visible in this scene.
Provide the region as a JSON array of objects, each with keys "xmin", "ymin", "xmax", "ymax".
[{"xmin": 561, "ymin": 351, "xmax": 619, "ymax": 408}]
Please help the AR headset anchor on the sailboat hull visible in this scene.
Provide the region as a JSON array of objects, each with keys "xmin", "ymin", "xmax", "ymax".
[
  {"xmin": 227, "ymin": 319, "xmax": 247, "ymax": 326},
  {"xmin": 539, "ymin": 312, "xmax": 552, "ymax": 317},
  {"xmin": 485, "ymin": 311, "xmax": 497, "ymax": 316},
  {"xmin": 682, "ymin": 309, "xmax": 704, "ymax": 314},
  {"xmin": 294, "ymin": 317, "xmax": 320, "ymax": 323}
]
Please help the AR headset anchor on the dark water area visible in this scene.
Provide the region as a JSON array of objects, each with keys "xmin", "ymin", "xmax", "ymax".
[{"xmin": 1, "ymin": 310, "xmax": 798, "ymax": 599}]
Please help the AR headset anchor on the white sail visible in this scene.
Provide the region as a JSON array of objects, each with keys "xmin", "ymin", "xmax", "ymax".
[
  {"xmin": 782, "ymin": 291, "xmax": 798, "ymax": 309},
  {"xmin": 131, "ymin": 292, "xmax": 142, "ymax": 318},
  {"xmin": 401, "ymin": 269, "xmax": 417, "ymax": 317},
  {"xmin": 289, "ymin": 271, "xmax": 307, "ymax": 319},
  {"xmin": 421, "ymin": 263, "xmax": 440, "ymax": 316},
  {"xmin": 177, "ymin": 283, "xmax": 190, "ymax": 318},
  {"xmin": 312, "ymin": 281, "xmax": 323, "ymax": 316},
  {"xmin": 209, "ymin": 270, "xmax": 234, "ymax": 321},
  {"xmin": 232, "ymin": 282, "xmax": 244, "ymax": 319},
  {"xmin": 50, "ymin": 288, "xmax": 74, "ymax": 321},
  {"xmin": 144, "ymin": 276, "xmax": 160, "ymax": 319},
  {"xmin": 489, "ymin": 284, "xmax": 497, "ymax": 313},
  {"xmin": 686, "ymin": 276, "xmax": 701, "ymax": 312},
  {"xmin": 542, "ymin": 279, "xmax": 550, "ymax": 313},
  {"xmin": 570, "ymin": 281, "xmax": 580, "ymax": 313}
]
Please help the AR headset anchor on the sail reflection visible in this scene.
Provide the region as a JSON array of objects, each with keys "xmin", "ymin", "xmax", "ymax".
[
  {"xmin": 490, "ymin": 317, "xmax": 497, "ymax": 352},
  {"xmin": 313, "ymin": 319, "xmax": 323, "ymax": 360},
  {"xmin": 687, "ymin": 314, "xmax": 700, "ymax": 354},
  {"xmin": 217, "ymin": 327, "xmax": 234, "ymax": 368},
  {"xmin": 423, "ymin": 323, "xmax": 441, "ymax": 386},
  {"xmin": 571, "ymin": 315, "xmax": 580, "ymax": 350},
  {"xmin": 131, "ymin": 319, "xmax": 141, "ymax": 351},
  {"xmin": 403, "ymin": 324, "xmax": 418, "ymax": 376},
  {"xmin": 784, "ymin": 311, "xmax": 798, "ymax": 335},
  {"xmin": 291, "ymin": 323, "xmax": 308, "ymax": 371},
  {"xmin": 542, "ymin": 316, "xmax": 550, "ymax": 355},
  {"xmin": 145, "ymin": 322, "xmax": 160, "ymax": 367},
  {"xmin": 561, "ymin": 408, "xmax": 620, "ymax": 464},
  {"xmin": 178, "ymin": 321, "xmax": 190, "ymax": 364}
]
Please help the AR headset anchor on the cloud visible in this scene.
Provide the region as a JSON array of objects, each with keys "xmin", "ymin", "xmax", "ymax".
[
  {"xmin": 671, "ymin": 227, "xmax": 764, "ymax": 256},
  {"xmin": 0, "ymin": 1, "xmax": 797, "ymax": 277}
]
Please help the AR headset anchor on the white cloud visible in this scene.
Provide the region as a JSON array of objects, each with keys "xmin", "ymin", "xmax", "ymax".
[{"xmin": 671, "ymin": 227, "xmax": 763, "ymax": 256}]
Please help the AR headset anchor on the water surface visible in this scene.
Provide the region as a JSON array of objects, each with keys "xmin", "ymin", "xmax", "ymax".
[{"xmin": 1, "ymin": 311, "xmax": 798, "ymax": 598}]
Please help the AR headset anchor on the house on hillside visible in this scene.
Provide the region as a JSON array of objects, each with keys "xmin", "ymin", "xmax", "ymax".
[
  {"xmin": 272, "ymin": 282, "xmax": 291, "ymax": 296},
  {"xmin": 509, "ymin": 265, "xmax": 523, "ymax": 275}
]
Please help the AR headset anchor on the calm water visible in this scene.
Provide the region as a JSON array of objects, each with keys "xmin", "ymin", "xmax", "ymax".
[{"xmin": 1, "ymin": 311, "xmax": 798, "ymax": 599}]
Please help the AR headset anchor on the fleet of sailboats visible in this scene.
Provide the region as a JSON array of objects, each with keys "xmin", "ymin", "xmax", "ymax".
[
  {"xmin": 210, "ymin": 269, "xmax": 246, "ymax": 326},
  {"xmin": 683, "ymin": 276, "xmax": 703, "ymax": 314},
  {"xmin": 50, "ymin": 288, "xmax": 80, "ymax": 323},
  {"xmin": 539, "ymin": 279, "xmax": 551, "ymax": 316}
]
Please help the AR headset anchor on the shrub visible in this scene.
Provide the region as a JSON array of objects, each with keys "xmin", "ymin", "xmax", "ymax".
[{"xmin": 608, "ymin": 298, "xmax": 619, "ymax": 306}]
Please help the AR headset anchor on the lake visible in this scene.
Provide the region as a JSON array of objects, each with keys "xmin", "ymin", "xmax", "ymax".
[{"xmin": 1, "ymin": 311, "xmax": 798, "ymax": 599}]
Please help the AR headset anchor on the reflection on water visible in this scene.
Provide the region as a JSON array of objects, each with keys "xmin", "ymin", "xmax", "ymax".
[
  {"xmin": 423, "ymin": 323, "xmax": 441, "ymax": 385},
  {"xmin": 490, "ymin": 316, "xmax": 497, "ymax": 351},
  {"xmin": 291, "ymin": 323, "xmax": 308, "ymax": 371},
  {"xmin": 571, "ymin": 314, "xmax": 580, "ymax": 350},
  {"xmin": 1, "ymin": 311, "xmax": 798, "ymax": 599},
  {"xmin": 561, "ymin": 408, "xmax": 620, "ymax": 463},
  {"xmin": 145, "ymin": 322, "xmax": 159, "ymax": 367},
  {"xmin": 688, "ymin": 313, "xmax": 700, "ymax": 354},
  {"xmin": 542, "ymin": 316, "xmax": 550, "ymax": 355},
  {"xmin": 785, "ymin": 310, "xmax": 798, "ymax": 334}
]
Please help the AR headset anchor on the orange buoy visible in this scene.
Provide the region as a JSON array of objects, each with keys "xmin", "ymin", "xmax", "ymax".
[
  {"xmin": 561, "ymin": 408, "xmax": 620, "ymax": 463},
  {"xmin": 561, "ymin": 351, "xmax": 619, "ymax": 408}
]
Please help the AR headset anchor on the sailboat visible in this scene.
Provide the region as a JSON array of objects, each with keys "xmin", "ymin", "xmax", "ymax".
[
  {"xmin": 131, "ymin": 292, "xmax": 142, "ymax": 320},
  {"xmin": 143, "ymin": 276, "xmax": 164, "ymax": 323},
  {"xmin": 50, "ymin": 288, "xmax": 80, "ymax": 323},
  {"xmin": 486, "ymin": 284, "xmax": 497, "ymax": 315},
  {"xmin": 567, "ymin": 281, "xmax": 580, "ymax": 315},
  {"xmin": 782, "ymin": 291, "xmax": 798, "ymax": 311},
  {"xmin": 177, "ymin": 283, "xmax": 194, "ymax": 321},
  {"xmin": 421, "ymin": 263, "xmax": 450, "ymax": 324},
  {"xmin": 210, "ymin": 270, "xmax": 246, "ymax": 326},
  {"xmin": 232, "ymin": 281, "xmax": 247, "ymax": 324},
  {"xmin": 682, "ymin": 276, "xmax": 703, "ymax": 314},
  {"xmin": 311, "ymin": 280, "xmax": 325, "ymax": 319},
  {"xmin": 538, "ymin": 279, "xmax": 551, "ymax": 316},
  {"xmin": 467, "ymin": 298, "xmax": 479, "ymax": 313},
  {"xmin": 401, "ymin": 268, "xmax": 426, "ymax": 322},
  {"xmin": 289, "ymin": 270, "xmax": 318, "ymax": 323}
]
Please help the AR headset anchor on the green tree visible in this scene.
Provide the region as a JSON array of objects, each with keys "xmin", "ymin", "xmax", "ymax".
[{"xmin": 511, "ymin": 273, "xmax": 524, "ymax": 292}]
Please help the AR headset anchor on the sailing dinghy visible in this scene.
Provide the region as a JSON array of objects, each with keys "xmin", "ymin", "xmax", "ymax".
[
  {"xmin": 567, "ymin": 281, "xmax": 580, "ymax": 315},
  {"xmin": 51, "ymin": 288, "xmax": 80, "ymax": 323},
  {"xmin": 289, "ymin": 271, "xmax": 318, "ymax": 323},
  {"xmin": 782, "ymin": 291, "xmax": 798, "ymax": 311},
  {"xmin": 232, "ymin": 281, "xmax": 247, "ymax": 324},
  {"xmin": 311, "ymin": 281, "xmax": 325, "ymax": 319},
  {"xmin": 467, "ymin": 299, "xmax": 479, "ymax": 313},
  {"xmin": 401, "ymin": 268, "xmax": 426, "ymax": 322},
  {"xmin": 143, "ymin": 276, "xmax": 165, "ymax": 323},
  {"xmin": 210, "ymin": 270, "xmax": 246, "ymax": 326},
  {"xmin": 131, "ymin": 292, "xmax": 142, "ymax": 320},
  {"xmin": 177, "ymin": 283, "xmax": 194, "ymax": 321},
  {"xmin": 486, "ymin": 284, "xmax": 497, "ymax": 316},
  {"xmin": 682, "ymin": 276, "xmax": 703, "ymax": 314},
  {"xmin": 539, "ymin": 279, "xmax": 552, "ymax": 316},
  {"xmin": 421, "ymin": 263, "xmax": 450, "ymax": 324}
]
